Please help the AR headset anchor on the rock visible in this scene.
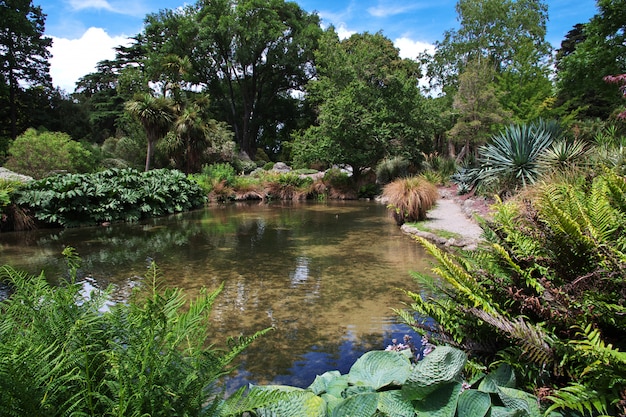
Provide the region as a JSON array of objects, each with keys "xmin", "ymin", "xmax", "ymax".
[
  {"xmin": 0, "ymin": 167, "xmax": 33, "ymax": 182},
  {"xmin": 272, "ymin": 162, "xmax": 291, "ymax": 172}
]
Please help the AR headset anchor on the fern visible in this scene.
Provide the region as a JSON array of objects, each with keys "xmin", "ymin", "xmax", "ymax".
[{"xmin": 545, "ymin": 383, "xmax": 610, "ymax": 416}]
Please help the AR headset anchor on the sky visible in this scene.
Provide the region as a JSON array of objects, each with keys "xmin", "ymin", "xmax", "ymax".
[{"xmin": 35, "ymin": 0, "xmax": 600, "ymax": 93}]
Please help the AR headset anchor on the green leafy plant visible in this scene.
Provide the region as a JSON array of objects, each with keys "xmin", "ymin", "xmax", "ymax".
[
  {"xmin": 0, "ymin": 252, "xmax": 270, "ymax": 417},
  {"xmin": 4, "ymin": 128, "xmax": 96, "ymax": 179},
  {"xmin": 14, "ymin": 168, "xmax": 207, "ymax": 227},
  {"xmin": 221, "ymin": 345, "xmax": 541, "ymax": 416},
  {"xmin": 382, "ymin": 176, "xmax": 439, "ymax": 225},
  {"xmin": 376, "ymin": 156, "xmax": 410, "ymax": 185},
  {"xmin": 397, "ymin": 170, "xmax": 626, "ymax": 416}
]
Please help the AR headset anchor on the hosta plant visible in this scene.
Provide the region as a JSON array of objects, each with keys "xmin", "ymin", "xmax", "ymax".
[{"xmin": 220, "ymin": 345, "xmax": 542, "ymax": 416}]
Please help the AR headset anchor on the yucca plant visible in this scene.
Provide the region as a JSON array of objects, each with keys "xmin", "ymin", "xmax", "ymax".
[
  {"xmin": 475, "ymin": 120, "xmax": 559, "ymax": 194},
  {"xmin": 382, "ymin": 176, "xmax": 438, "ymax": 225}
]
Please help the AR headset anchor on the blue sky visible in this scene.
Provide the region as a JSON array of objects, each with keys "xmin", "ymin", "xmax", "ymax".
[{"xmin": 36, "ymin": 0, "xmax": 599, "ymax": 92}]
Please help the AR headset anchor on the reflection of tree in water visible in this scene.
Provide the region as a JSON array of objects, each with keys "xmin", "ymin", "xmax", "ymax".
[{"xmin": 2, "ymin": 201, "xmax": 426, "ymax": 389}]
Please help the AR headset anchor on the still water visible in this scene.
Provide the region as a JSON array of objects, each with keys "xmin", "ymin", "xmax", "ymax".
[{"xmin": 0, "ymin": 200, "xmax": 433, "ymax": 390}]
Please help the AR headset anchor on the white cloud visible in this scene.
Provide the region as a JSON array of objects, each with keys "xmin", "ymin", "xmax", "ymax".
[
  {"xmin": 336, "ymin": 23, "xmax": 356, "ymax": 39},
  {"xmin": 49, "ymin": 28, "xmax": 132, "ymax": 92},
  {"xmin": 67, "ymin": 0, "xmax": 115, "ymax": 12},
  {"xmin": 394, "ymin": 37, "xmax": 434, "ymax": 60},
  {"xmin": 367, "ymin": 3, "xmax": 423, "ymax": 18}
]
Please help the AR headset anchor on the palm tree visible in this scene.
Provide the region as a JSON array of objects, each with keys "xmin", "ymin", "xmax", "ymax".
[
  {"xmin": 125, "ymin": 94, "xmax": 175, "ymax": 171},
  {"xmin": 171, "ymin": 99, "xmax": 211, "ymax": 174}
]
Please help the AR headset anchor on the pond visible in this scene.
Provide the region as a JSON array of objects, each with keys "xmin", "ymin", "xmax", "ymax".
[{"xmin": 0, "ymin": 200, "xmax": 434, "ymax": 391}]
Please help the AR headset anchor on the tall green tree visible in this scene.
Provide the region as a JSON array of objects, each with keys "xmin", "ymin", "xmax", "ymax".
[
  {"xmin": 447, "ymin": 59, "xmax": 510, "ymax": 161},
  {"xmin": 190, "ymin": 0, "xmax": 322, "ymax": 159},
  {"xmin": 125, "ymin": 94, "xmax": 176, "ymax": 171},
  {"xmin": 555, "ymin": 0, "xmax": 626, "ymax": 119},
  {"xmin": 0, "ymin": 0, "xmax": 52, "ymax": 140},
  {"xmin": 421, "ymin": 0, "xmax": 552, "ymax": 111},
  {"xmin": 293, "ymin": 29, "xmax": 435, "ymax": 180}
]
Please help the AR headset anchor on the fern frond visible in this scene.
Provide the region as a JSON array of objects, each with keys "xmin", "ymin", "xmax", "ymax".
[
  {"xmin": 415, "ymin": 236, "xmax": 500, "ymax": 316},
  {"xmin": 545, "ymin": 383, "xmax": 609, "ymax": 416},
  {"xmin": 467, "ymin": 308, "xmax": 553, "ymax": 366},
  {"xmin": 491, "ymin": 243, "xmax": 544, "ymax": 293},
  {"xmin": 571, "ymin": 324, "xmax": 626, "ymax": 365}
]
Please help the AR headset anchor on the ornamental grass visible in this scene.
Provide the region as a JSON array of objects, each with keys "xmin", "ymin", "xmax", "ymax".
[{"xmin": 382, "ymin": 175, "xmax": 439, "ymax": 225}]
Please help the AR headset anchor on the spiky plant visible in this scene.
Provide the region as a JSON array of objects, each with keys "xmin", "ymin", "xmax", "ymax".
[
  {"xmin": 382, "ymin": 176, "xmax": 438, "ymax": 225},
  {"xmin": 475, "ymin": 120, "xmax": 558, "ymax": 194},
  {"xmin": 375, "ymin": 156, "xmax": 410, "ymax": 185}
]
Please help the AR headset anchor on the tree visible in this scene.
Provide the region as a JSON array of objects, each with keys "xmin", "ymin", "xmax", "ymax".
[
  {"xmin": 125, "ymin": 94, "xmax": 176, "ymax": 171},
  {"xmin": 293, "ymin": 30, "xmax": 435, "ymax": 180},
  {"xmin": 421, "ymin": 0, "xmax": 551, "ymax": 94},
  {"xmin": 0, "ymin": 0, "xmax": 52, "ymax": 139},
  {"xmin": 555, "ymin": 0, "xmax": 626, "ymax": 119},
  {"xmin": 190, "ymin": 0, "xmax": 322, "ymax": 159},
  {"xmin": 447, "ymin": 59, "xmax": 510, "ymax": 161}
]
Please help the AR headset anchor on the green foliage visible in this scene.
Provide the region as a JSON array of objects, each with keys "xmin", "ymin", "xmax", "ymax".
[
  {"xmin": 322, "ymin": 168, "xmax": 351, "ymax": 188},
  {"xmin": 399, "ymin": 169, "xmax": 626, "ymax": 415},
  {"xmin": 0, "ymin": 254, "xmax": 269, "ymax": 417},
  {"xmin": 4, "ymin": 128, "xmax": 96, "ymax": 179},
  {"xmin": 223, "ymin": 346, "xmax": 541, "ymax": 416},
  {"xmin": 473, "ymin": 120, "xmax": 561, "ymax": 194},
  {"xmin": 382, "ymin": 176, "xmax": 439, "ymax": 225},
  {"xmin": 14, "ymin": 168, "xmax": 207, "ymax": 227},
  {"xmin": 375, "ymin": 156, "xmax": 410, "ymax": 185}
]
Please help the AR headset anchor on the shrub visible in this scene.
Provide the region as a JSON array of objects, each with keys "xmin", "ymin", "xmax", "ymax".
[
  {"xmin": 375, "ymin": 156, "xmax": 409, "ymax": 184},
  {"xmin": 5, "ymin": 128, "xmax": 95, "ymax": 179},
  {"xmin": 0, "ymin": 253, "xmax": 269, "ymax": 417},
  {"xmin": 422, "ymin": 152, "xmax": 457, "ymax": 184},
  {"xmin": 203, "ymin": 163, "xmax": 237, "ymax": 186},
  {"xmin": 382, "ymin": 176, "xmax": 439, "ymax": 225},
  {"xmin": 14, "ymin": 168, "xmax": 207, "ymax": 227},
  {"xmin": 263, "ymin": 161, "xmax": 275, "ymax": 171}
]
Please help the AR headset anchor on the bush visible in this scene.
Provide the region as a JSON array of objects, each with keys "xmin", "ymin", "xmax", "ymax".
[
  {"xmin": 382, "ymin": 176, "xmax": 439, "ymax": 225},
  {"xmin": 375, "ymin": 156, "xmax": 409, "ymax": 184},
  {"xmin": 0, "ymin": 254, "xmax": 269, "ymax": 417},
  {"xmin": 5, "ymin": 129, "xmax": 95, "ymax": 179},
  {"xmin": 14, "ymin": 168, "xmax": 207, "ymax": 227}
]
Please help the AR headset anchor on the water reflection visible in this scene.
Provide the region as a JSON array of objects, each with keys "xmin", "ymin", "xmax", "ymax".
[{"xmin": 0, "ymin": 200, "xmax": 433, "ymax": 390}]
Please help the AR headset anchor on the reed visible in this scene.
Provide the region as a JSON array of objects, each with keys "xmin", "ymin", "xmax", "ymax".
[{"xmin": 382, "ymin": 176, "xmax": 439, "ymax": 225}]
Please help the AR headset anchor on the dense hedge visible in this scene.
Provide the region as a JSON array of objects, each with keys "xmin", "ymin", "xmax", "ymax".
[{"xmin": 14, "ymin": 168, "xmax": 207, "ymax": 227}]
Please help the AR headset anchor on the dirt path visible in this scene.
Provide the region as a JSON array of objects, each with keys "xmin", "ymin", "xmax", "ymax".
[{"xmin": 400, "ymin": 187, "xmax": 493, "ymax": 250}]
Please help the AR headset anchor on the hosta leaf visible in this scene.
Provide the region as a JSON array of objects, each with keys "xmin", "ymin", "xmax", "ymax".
[
  {"xmin": 309, "ymin": 370, "xmax": 342, "ymax": 395},
  {"xmin": 377, "ymin": 390, "xmax": 416, "ymax": 417},
  {"xmin": 457, "ymin": 389, "xmax": 491, "ymax": 417},
  {"xmin": 403, "ymin": 346, "xmax": 467, "ymax": 400},
  {"xmin": 331, "ymin": 392, "xmax": 378, "ymax": 417},
  {"xmin": 347, "ymin": 350, "xmax": 411, "ymax": 389},
  {"xmin": 414, "ymin": 381, "xmax": 462, "ymax": 417},
  {"xmin": 478, "ymin": 364, "xmax": 516, "ymax": 393},
  {"xmin": 254, "ymin": 388, "xmax": 326, "ymax": 417},
  {"xmin": 497, "ymin": 386, "xmax": 542, "ymax": 416}
]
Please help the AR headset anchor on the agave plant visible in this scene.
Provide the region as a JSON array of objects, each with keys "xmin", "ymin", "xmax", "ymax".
[{"xmin": 476, "ymin": 120, "xmax": 560, "ymax": 193}]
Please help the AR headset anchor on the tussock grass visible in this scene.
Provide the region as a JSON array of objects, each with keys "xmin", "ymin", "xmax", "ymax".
[{"xmin": 382, "ymin": 176, "xmax": 439, "ymax": 225}]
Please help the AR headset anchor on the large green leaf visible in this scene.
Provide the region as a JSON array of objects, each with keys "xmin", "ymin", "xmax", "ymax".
[
  {"xmin": 403, "ymin": 346, "xmax": 467, "ymax": 400},
  {"xmin": 331, "ymin": 392, "xmax": 379, "ymax": 417},
  {"xmin": 478, "ymin": 364, "xmax": 517, "ymax": 393},
  {"xmin": 347, "ymin": 350, "xmax": 411, "ymax": 389},
  {"xmin": 377, "ymin": 390, "xmax": 416, "ymax": 417},
  {"xmin": 457, "ymin": 389, "xmax": 491, "ymax": 417},
  {"xmin": 413, "ymin": 381, "xmax": 462, "ymax": 417},
  {"xmin": 254, "ymin": 388, "xmax": 326, "ymax": 417},
  {"xmin": 497, "ymin": 386, "xmax": 542, "ymax": 416},
  {"xmin": 309, "ymin": 370, "xmax": 342, "ymax": 395}
]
